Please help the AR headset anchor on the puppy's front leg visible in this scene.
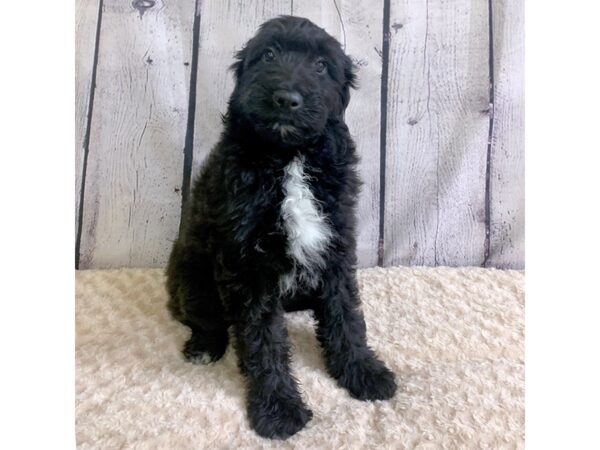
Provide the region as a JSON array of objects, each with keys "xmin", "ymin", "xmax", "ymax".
[
  {"xmin": 315, "ymin": 266, "xmax": 397, "ymax": 401},
  {"xmin": 235, "ymin": 296, "xmax": 312, "ymax": 439}
]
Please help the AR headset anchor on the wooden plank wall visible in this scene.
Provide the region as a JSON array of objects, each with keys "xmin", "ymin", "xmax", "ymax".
[
  {"xmin": 76, "ymin": 0, "xmax": 196, "ymax": 268},
  {"xmin": 383, "ymin": 0, "xmax": 490, "ymax": 266},
  {"xmin": 75, "ymin": 0, "xmax": 100, "ymax": 236},
  {"xmin": 75, "ymin": 0, "xmax": 525, "ymax": 270},
  {"xmin": 488, "ymin": 0, "xmax": 525, "ymax": 269}
]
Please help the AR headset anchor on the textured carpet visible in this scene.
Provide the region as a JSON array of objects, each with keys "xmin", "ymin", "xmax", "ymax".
[{"xmin": 75, "ymin": 267, "xmax": 524, "ymax": 449}]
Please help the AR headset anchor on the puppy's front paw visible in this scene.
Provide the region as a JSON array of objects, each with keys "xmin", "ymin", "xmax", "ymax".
[
  {"xmin": 182, "ymin": 334, "xmax": 226, "ymax": 365},
  {"xmin": 248, "ymin": 393, "xmax": 312, "ymax": 440},
  {"xmin": 338, "ymin": 356, "xmax": 397, "ymax": 401}
]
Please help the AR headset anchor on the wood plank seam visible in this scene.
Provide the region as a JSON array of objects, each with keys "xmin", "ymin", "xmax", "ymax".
[
  {"xmin": 75, "ymin": 0, "xmax": 104, "ymax": 269},
  {"xmin": 483, "ymin": 0, "xmax": 495, "ymax": 267},
  {"xmin": 423, "ymin": 0, "xmax": 440, "ymax": 266},
  {"xmin": 332, "ymin": 0, "xmax": 347, "ymax": 51},
  {"xmin": 378, "ymin": 0, "xmax": 391, "ymax": 267},
  {"xmin": 179, "ymin": 0, "xmax": 202, "ymax": 233}
]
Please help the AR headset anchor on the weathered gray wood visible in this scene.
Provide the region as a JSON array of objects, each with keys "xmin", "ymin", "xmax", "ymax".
[
  {"xmin": 78, "ymin": 0, "xmax": 196, "ymax": 268},
  {"xmin": 75, "ymin": 0, "xmax": 100, "ymax": 234},
  {"xmin": 76, "ymin": 0, "xmax": 524, "ymax": 269},
  {"xmin": 191, "ymin": 0, "xmax": 292, "ymax": 184},
  {"xmin": 488, "ymin": 0, "xmax": 524, "ymax": 269},
  {"xmin": 292, "ymin": 0, "xmax": 383, "ymax": 268},
  {"xmin": 383, "ymin": 0, "xmax": 490, "ymax": 267}
]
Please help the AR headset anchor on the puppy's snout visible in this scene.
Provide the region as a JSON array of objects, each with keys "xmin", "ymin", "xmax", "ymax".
[{"xmin": 272, "ymin": 90, "xmax": 303, "ymax": 111}]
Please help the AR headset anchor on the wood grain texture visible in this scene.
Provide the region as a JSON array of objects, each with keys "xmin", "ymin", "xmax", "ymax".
[
  {"xmin": 75, "ymin": 0, "xmax": 525, "ymax": 269},
  {"xmin": 488, "ymin": 0, "xmax": 524, "ymax": 269},
  {"xmin": 383, "ymin": 0, "xmax": 490, "ymax": 267},
  {"xmin": 75, "ymin": 0, "xmax": 100, "ymax": 235},
  {"xmin": 191, "ymin": 0, "xmax": 292, "ymax": 184},
  {"xmin": 78, "ymin": 0, "xmax": 196, "ymax": 268},
  {"xmin": 292, "ymin": 0, "xmax": 384, "ymax": 268}
]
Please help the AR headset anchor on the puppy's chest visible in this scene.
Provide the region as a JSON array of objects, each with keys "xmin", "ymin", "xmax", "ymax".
[{"xmin": 278, "ymin": 156, "xmax": 333, "ymax": 290}]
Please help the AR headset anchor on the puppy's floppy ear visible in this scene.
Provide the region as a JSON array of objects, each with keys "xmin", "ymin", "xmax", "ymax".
[
  {"xmin": 229, "ymin": 46, "xmax": 248, "ymax": 81},
  {"xmin": 341, "ymin": 54, "xmax": 357, "ymax": 111}
]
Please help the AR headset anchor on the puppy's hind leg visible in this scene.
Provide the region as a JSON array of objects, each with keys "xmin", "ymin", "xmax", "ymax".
[{"xmin": 167, "ymin": 241, "xmax": 228, "ymax": 364}]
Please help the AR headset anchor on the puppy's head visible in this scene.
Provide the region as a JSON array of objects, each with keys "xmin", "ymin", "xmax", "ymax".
[{"xmin": 229, "ymin": 16, "xmax": 356, "ymax": 147}]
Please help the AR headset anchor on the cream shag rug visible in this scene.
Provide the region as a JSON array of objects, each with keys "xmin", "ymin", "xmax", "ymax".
[{"xmin": 76, "ymin": 267, "xmax": 524, "ymax": 449}]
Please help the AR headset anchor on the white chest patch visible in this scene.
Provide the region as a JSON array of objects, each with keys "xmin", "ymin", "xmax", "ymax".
[{"xmin": 279, "ymin": 156, "xmax": 333, "ymax": 294}]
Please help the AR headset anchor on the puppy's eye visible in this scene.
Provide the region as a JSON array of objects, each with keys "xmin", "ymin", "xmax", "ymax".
[
  {"xmin": 262, "ymin": 49, "xmax": 275, "ymax": 62},
  {"xmin": 315, "ymin": 60, "xmax": 327, "ymax": 74}
]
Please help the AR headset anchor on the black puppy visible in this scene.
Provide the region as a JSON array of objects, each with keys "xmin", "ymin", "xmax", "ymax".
[{"xmin": 167, "ymin": 16, "xmax": 396, "ymax": 439}]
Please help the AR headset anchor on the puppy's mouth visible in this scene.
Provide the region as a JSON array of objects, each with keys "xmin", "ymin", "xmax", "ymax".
[{"xmin": 272, "ymin": 122, "xmax": 300, "ymax": 140}]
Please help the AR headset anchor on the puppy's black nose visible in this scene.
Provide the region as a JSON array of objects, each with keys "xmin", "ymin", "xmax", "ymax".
[{"xmin": 273, "ymin": 90, "xmax": 303, "ymax": 111}]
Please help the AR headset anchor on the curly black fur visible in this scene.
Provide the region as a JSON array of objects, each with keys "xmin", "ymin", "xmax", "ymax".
[{"xmin": 167, "ymin": 16, "xmax": 396, "ymax": 440}]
